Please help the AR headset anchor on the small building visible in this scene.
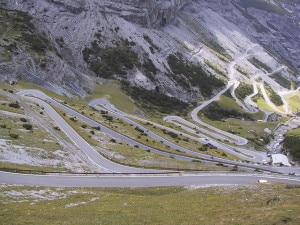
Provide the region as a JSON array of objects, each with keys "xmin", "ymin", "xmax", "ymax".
[{"xmin": 271, "ymin": 154, "xmax": 291, "ymax": 167}]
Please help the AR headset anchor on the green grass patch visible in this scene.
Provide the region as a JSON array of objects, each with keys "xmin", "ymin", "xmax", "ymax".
[
  {"xmin": 255, "ymin": 98, "xmax": 274, "ymax": 112},
  {"xmin": 86, "ymin": 81, "xmax": 137, "ymax": 114},
  {"xmin": 0, "ymin": 101, "xmax": 24, "ymax": 114},
  {"xmin": 208, "ymin": 49, "xmax": 231, "ymax": 62},
  {"xmin": 1, "ymin": 183, "xmax": 299, "ymax": 225},
  {"xmin": 285, "ymin": 92, "xmax": 300, "ymax": 113}
]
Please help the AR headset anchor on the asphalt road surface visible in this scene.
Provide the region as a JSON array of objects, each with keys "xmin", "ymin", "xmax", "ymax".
[{"xmin": 1, "ymin": 171, "xmax": 299, "ymax": 187}]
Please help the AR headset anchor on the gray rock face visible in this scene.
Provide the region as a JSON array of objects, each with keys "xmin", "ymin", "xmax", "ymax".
[
  {"xmin": 197, "ymin": 0, "xmax": 300, "ymax": 72},
  {"xmin": 0, "ymin": 0, "xmax": 298, "ymax": 100},
  {"xmin": 100, "ymin": 0, "xmax": 192, "ymax": 27}
]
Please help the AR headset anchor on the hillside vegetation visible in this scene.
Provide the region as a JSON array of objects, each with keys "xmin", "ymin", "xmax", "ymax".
[
  {"xmin": 235, "ymin": 83, "xmax": 254, "ymax": 100},
  {"xmin": 264, "ymin": 83, "xmax": 284, "ymax": 106},
  {"xmin": 121, "ymin": 81, "xmax": 191, "ymax": 115},
  {"xmin": 0, "ymin": 8, "xmax": 51, "ymax": 58},
  {"xmin": 202, "ymin": 92, "xmax": 254, "ymax": 121},
  {"xmin": 167, "ymin": 53, "xmax": 225, "ymax": 97},
  {"xmin": 284, "ymin": 128, "xmax": 300, "ymax": 162},
  {"xmin": 270, "ymin": 72, "xmax": 291, "ymax": 89},
  {"xmin": 83, "ymin": 40, "xmax": 139, "ymax": 79}
]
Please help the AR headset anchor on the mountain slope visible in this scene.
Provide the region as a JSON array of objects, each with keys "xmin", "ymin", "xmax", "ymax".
[{"xmin": 0, "ymin": 0, "xmax": 299, "ymax": 106}]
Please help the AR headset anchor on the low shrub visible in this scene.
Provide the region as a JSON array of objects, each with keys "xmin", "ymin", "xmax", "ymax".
[
  {"xmin": 9, "ymin": 133, "xmax": 19, "ymax": 139},
  {"xmin": 20, "ymin": 118, "xmax": 27, "ymax": 122},
  {"xmin": 8, "ymin": 101, "xmax": 20, "ymax": 109},
  {"xmin": 22, "ymin": 123, "xmax": 33, "ymax": 130}
]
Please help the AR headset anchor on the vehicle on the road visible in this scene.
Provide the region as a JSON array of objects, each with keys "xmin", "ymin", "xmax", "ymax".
[
  {"xmin": 258, "ymin": 179, "xmax": 268, "ymax": 183},
  {"xmin": 233, "ymin": 148, "xmax": 239, "ymax": 152},
  {"xmin": 207, "ymin": 143, "xmax": 216, "ymax": 148}
]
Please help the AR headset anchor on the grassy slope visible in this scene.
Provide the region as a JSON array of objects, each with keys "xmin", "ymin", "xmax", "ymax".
[
  {"xmin": 284, "ymin": 128, "xmax": 300, "ymax": 162},
  {"xmin": 15, "ymin": 80, "xmax": 138, "ymax": 114},
  {"xmin": 285, "ymin": 92, "xmax": 300, "ymax": 113},
  {"xmin": 86, "ymin": 81, "xmax": 137, "ymax": 114},
  {"xmin": 0, "ymin": 184, "xmax": 299, "ymax": 225}
]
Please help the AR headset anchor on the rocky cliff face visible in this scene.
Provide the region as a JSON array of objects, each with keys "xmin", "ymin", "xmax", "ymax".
[
  {"xmin": 196, "ymin": 0, "xmax": 300, "ymax": 73},
  {"xmin": 98, "ymin": 0, "xmax": 191, "ymax": 27},
  {"xmin": 0, "ymin": 0, "xmax": 299, "ymax": 101}
]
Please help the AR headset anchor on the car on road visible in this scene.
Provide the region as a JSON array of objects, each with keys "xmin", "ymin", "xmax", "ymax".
[
  {"xmin": 258, "ymin": 179, "xmax": 268, "ymax": 183},
  {"xmin": 207, "ymin": 143, "xmax": 216, "ymax": 148}
]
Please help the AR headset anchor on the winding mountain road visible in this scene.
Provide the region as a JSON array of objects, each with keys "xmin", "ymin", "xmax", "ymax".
[
  {"xmin": 16, "ymin": 90, "xmax": 161, "ymax": 173},
  {"xmin": 1, "ymin": 88, "xmax": 299, "ymax": 188},
  {"xmin": 13, "ymin": 90, "xmax": 300, "ymax": 173}
]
